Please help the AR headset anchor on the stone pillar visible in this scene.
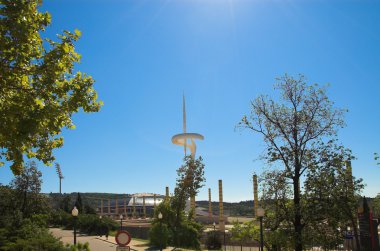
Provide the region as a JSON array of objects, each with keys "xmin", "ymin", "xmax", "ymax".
[
  {"xmin": 143, "ymin": 196, "xmax": 146, "ymax": 218},
  {"xmin": 253, "ymin": 174, "xmax": 258, "ymax": 218},
  {"xmin": 101, "ymin": 199, "xmax": 103, "ymax": 215},
  {"xmin": 219, "ymin": 180, "xmax": 225, "ymax": 231},
  {"xmin": 132, "ymin": 196, "xmax": 136, "ymax": 218},
  {"xmin": 208, "ymin": 188, "xmax": 212, "ymax": 221}
]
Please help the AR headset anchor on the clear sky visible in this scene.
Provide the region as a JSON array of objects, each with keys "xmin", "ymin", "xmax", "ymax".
[{"xmin": 1, "ymin": 0, "xmax": 379, "ymax": 202}]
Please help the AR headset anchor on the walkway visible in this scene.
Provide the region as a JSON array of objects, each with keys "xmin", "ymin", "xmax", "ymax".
[{"xmin": 50, "ymin": 228, "xmax": 171, "ymax": 251}]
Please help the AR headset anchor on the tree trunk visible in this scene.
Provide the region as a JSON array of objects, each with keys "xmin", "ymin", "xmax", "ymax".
[{"xmin": 293, "ymin": 174, "xmax": 303, "ymax": 251}]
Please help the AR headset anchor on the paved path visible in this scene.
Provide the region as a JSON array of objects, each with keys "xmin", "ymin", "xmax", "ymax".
[{"xmin": 50, "ymin": 228, "xmax": 171, "ymax": 251}]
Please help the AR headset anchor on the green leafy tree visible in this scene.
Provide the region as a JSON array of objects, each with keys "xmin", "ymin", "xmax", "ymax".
[
  {"xmin": 303, "ymin": 144, "xmax": 363, "ymax": 250},
  {"xmin": 205, "ymin": 230, "xmax": 222, "ymax": 250},
  {"xmin": 375, "ymin": 153, "xmax": 380, "ymax": 166},
  {"xmin": 239, "ymin": 74, "xmax": 346, "ymax": 251},
  {"xmin": 75, "ymin": 192, "xmax": 83, "ymax": 214},
  {"xmin": 260, "ymin": 170, "xmax": 294, "ymax": 250},
  {"xmin": 150, "ymin": 155, "xmax": 205, "ymax": 249},
  {"xmin": 59, "ymin": 194, "xmax": 72, "ymax": 213},
  {"xmin": 10, "ymin": 161, "xmax": 49, "ymax": 217},
  {"xmin": 0, "ymin": 0, "xmax": 102, "ymax": 174},
  {"xmin": 149, "ymin": 222, "xmax": 170, "ymax": 249},
  {"xmin": 259, "ymin": 142, "xmax": 364, "ymax": 250},
  {"xmin": 372, "ymin": 194, "xmax": 380, "ymax": 216},
  {"xmin": 172, "ymin": 155, "xmax": 206, "ymax": 226},
  {"xmin": 231, "ymin": 221, "xmax": 271, "ymax": 250}
]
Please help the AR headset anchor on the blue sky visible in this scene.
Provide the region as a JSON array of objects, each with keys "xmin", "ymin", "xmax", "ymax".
[{"xmin": 1, "ymin": 0, "xmax": 379, "ymax": 202}]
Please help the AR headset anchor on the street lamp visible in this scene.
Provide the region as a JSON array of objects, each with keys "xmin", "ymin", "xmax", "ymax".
[
  {"xmin": 71, "ymin": 206, "xmax": 79, "ymax": 245},
  {"xmin": 119, "ymin": 214, "xmax": 123, "ymax": 230},
  {"xmin": 99, "ymin": 215, "xmax": 102, "ymax": 237},
  {"xmin": 158, "ymin": 212, "xmax": 163, "ymax": 251},
  {"xmin": 256, "ymin": 207, "xmax": 265, "ymax": 251},
  {"xmin": 224, "ymin": 229, "xmax": 228, "ymax": 251}
]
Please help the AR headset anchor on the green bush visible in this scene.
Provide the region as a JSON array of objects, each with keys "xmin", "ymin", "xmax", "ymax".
[
  {"xmin": 0, "ymin": 219, "xmax": 67, "ymax": 251},
  {"xmin": 78, "ymin": 215, "xmax": 118, "ymax": 235},
  {"xmin": 48, "ymin": 210, "xmax": 72, "ymax": 228},
  {"xmin": 149, "ymin": 223, "xmax": 169, "ymax": 249},
  {"xmin": 64, "ymin": 242, "xmax": 90, "ymax": 251},
  {"xmin": 205, "ymin": 230, "xmax": 222, "ymax": 250},
  {"xmin": 48, "ymin": 210, "xmax": 118, "ymax": 235},
  {"xmin": 174, "ymin": 223, "xmax": 201, "ymax": 249}
]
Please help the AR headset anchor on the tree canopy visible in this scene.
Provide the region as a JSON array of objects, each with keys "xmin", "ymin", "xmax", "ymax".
[
  {"xmin": 239, "ymin": 74, "xmax": 347, "ymax": 251},
  {"xmin": 0, "ymin": 0, "xmax": 102, "ymax": 174}
]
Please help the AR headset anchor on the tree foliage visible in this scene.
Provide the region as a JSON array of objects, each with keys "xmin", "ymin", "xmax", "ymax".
[
  {"xmin": 0, "ymin": 163, "xmax": 69, "ymax": 250},
  {"xmin": 150, "ymin": 155, "xmax": 205, "ymax": 249},
  {"xmin": 0, "ymin": 0, "xmax": 102, "ymax": 174},
  {"xmin": 9, "ymin": 161, "xmax": 49, "ymax": 217},
  {"xmin": 172, "ymin": 155, "xmax": 206, "ymax": 225},
  {"xmin": 239, "ymin": 74, "xmax": 347, "ymax": 251},
  {"xmin": 258, "ymin": 142, "xmax": 364, "ymax": 250}
]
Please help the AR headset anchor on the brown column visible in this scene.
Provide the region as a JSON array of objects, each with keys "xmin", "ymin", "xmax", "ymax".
[
  {"xmin": 253, "ymin": 174, "xmax": 258, "ymax": 218},
  {"xmin": 219, "ymin": 180, "xmax": 225, "ymax": 231},
  {"xmin": 208, "ymin": 188, "xmax": 212, "ymax": 221}
]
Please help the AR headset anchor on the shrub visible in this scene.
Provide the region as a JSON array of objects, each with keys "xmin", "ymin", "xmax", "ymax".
[
  {"xmin": 205, "ymin": 230, "xmax": 222, "ymax": 250},
  {"xmin": 149, "ymin": 223, "xmax": 169, "ymax": 249},
  {"xmin": 78, "ymin": 215, "xmax": 118, "ymax": 235},
  {"xmin": 174, "ymin": 223, "xmax": 201, "ymax": 249},
  {"xmin": 1, "ymin": 219, "xmax": 67, "ymax": 251}
]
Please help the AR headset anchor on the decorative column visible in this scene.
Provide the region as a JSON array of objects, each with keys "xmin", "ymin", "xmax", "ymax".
[
  {"xmin": 143, "ymin": 196, "xmax": 146, "ymax": 218},
  {"xmin": 132, "ymin": 196, "xmax": 136, "ymax": 218},
  {"xmin": 115, "ymin": 197, "xmax": 118, "ymax": 215},
  {"xmin": 253, "ymin": 174, "xmax": 258, "ymax": 218},
  {"xmin": 346, "ymin": 160, "xmax": 354, "ymax": 195},
  {"xmin": 124, "ymin": 198, "xmax": 127, "ymax": 214},
  {"xmin": 165, "ymin": 186, "xmax": 169, "ymax": 199},
  {"xmin": 108, "ymin": 199, "xmax": 111, "ymax": 215},
  {"xmin": 100, "ymin": 199, "xmax": 104, "ymax": 215},
  {"xmin": 219, "ymin": 179, "xmax": 225, "ymax": 231},
  {"xmin": 208, "ymin": 188, "xmax": 212, "ymax": 221}
]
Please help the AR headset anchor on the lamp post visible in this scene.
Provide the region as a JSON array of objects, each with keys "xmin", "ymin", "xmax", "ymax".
[
  {"xmin": 256, "ymin": 207, "xmax": 265, "ymax": 251},
  {"xmin": 71, "ymin": 206, "xmax": 79, "ymax": 245},
  {"xmin": 119, "ymin": 214, "xmax": 123, "ymax": 230},
  {"xmin": 99, "ymin": 215, "xmax": 102, "ymax": 237},
  {"xmin": 158, "ymin": 212, "xmax": 163, "ymax": 251}
]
